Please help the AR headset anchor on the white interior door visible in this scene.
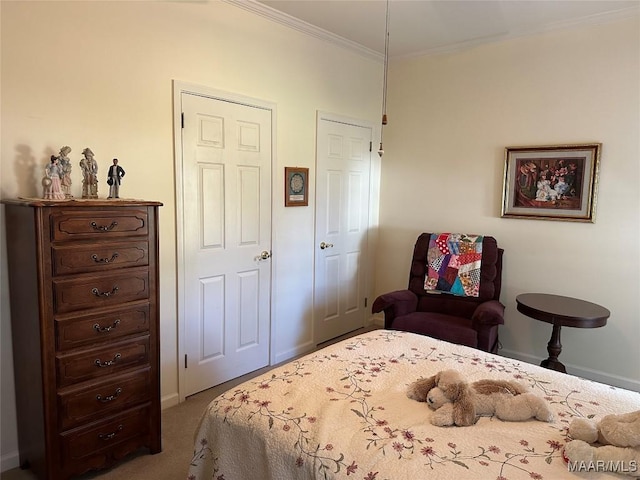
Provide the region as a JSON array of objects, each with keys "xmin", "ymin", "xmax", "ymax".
[
  {"xmin": 180, "ymin": 91, "xmax": 272, "ymax": 397},
  {"xmin": 314, "ymin": 113, "xmax": 372, "ymax": 344}
]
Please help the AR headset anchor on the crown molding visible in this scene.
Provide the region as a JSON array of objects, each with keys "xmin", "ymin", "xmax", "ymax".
[
  {"xmin": 223, "ymin": 0, "xmax": 383, "ymax": 62},
  {"xmin": 394, "ymin": 5, "xmax": 640, "ymax": 60},
  {"xmin": 224, "ymin": 0, "xmax": 638, "ymax": 62}
]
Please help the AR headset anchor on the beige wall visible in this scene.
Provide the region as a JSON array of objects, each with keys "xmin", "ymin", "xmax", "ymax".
[
  {"xmin": 375, "ymin": 16, "xmax": 639, "ymax": 389},
  {"xmin": 0, "ymin": 0, "xmax": 382, "ymax": 470}
]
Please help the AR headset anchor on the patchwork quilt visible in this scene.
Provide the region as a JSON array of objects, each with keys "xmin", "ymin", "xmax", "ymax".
[{"xmin": 424, "ymin": 233, "xmax": 483, "ymax": 297}]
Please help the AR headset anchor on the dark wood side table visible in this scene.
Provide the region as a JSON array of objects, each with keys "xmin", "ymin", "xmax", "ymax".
[{"xmin": 516, "ymin": 293, "xmax": 610, "ymax": 373}]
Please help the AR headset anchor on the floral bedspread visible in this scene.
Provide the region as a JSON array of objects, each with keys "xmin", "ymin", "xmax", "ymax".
[{"xmin": 188, "ymin": 330, "xmax": 639, "ymax": 480}]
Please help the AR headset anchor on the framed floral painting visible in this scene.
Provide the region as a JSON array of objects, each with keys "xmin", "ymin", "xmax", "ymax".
[{"xmin": 501, "ymin": 143, "xmax": 601, "ymax": 222}]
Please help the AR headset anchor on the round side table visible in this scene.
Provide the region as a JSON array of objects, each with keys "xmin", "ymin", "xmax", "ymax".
[{"xmin": 516, "ymin": 293, "xmax": 610, "ymax": 373}]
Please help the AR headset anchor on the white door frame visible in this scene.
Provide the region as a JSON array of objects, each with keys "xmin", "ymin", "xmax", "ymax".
[{"xmin": 173, "ymin": 80, "xmax": 277, "ymax": 402}]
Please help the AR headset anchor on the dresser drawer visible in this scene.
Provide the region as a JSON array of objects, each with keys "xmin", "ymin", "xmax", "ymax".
[
  {"xmin": 56, "ymin": 304, "xmax": 150, "ymax": 351},
  {"xmin": 56, "ymin": 336, "xmax": 150, "ymax": 388},
  {"xmin": 59, "ymin": 404, "xmax": 152, "ymax": 475},
  {"xmin": 52, "ymin": 241, "xmax": 149, "ymax": 276},
  {"xmin": 51, "ymin": 209, "xmax": 149, "ymax": 241},
  {"xmin": 53, "ymin": 269, "xmax": 150, "ymax": 314},
  {"xmin": 58, "ymin": 368, "xmax": 151, "ymax": 431}
]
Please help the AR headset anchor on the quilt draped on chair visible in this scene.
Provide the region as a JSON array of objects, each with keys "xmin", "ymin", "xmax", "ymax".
[{"xmin": 424, "ymin": 233, "xmax": 483, "ymax": 297}]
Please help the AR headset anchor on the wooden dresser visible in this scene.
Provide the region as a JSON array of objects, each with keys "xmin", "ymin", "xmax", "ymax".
[{"xmin": 3, "ymin": 199, "xmax": 162, "ymax": 480}]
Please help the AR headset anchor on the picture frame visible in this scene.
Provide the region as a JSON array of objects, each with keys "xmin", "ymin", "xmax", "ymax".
[
  {"xmin": 501, "ymin": 143, "xmax": 601, "ymax": 223},
  {"xmin": 284, "ymin": 167, "xmax": 309, "ymax": 207}
]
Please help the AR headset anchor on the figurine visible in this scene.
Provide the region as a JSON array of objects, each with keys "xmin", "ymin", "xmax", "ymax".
[
  {"xmin": 56, "ymin": 146, "xmax": 73, "ymax": 198},
  {"xmin": 80, "ymin": 147, "xmax": 99, "ymax": 199},
  {"xmin": 107, "ymin": 158, "xmax": 125, "ymax": 199},
  {"xmin": 42, "ymin": 156, "xmax": 66, "ymax": 200}
]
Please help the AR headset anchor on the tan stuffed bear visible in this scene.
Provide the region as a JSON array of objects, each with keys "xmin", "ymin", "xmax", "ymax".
[
  {"xmin": 406, "ymin": 369, "xmax": 554, "ymax": 427},
  {"xmin": 563, "ymin": 411, "xmax": 640, "ymax": 477}
]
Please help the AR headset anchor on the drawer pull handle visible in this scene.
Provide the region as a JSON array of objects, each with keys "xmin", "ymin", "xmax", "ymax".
[
  {"xmin": 93, "ymin": 319, "xmax": 121, "ymax": 333},
  {"xmin": 94, "ymin": 353, "xmax": 121, "ymax": 368},
  {"xmin": 91, "ymin": 286, "xmax": 119, "ymax": 297},
  {"xmin": 91, "ymin": 253, "xmax": 119, "ymax": 264},
  {"xmin": 96, "ymin": 387, "xmax": 123, "ymax": 403},
  {"xmin": 98, "ymin": 424, "xmax": 123, "ymax": 441},
  {"xmin": 90, "ymin": 221, "xmax": 118, "ymax": 232}
]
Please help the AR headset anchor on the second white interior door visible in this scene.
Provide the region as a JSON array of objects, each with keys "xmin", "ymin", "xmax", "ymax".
[{"xmin": 314, "ymin": 113, "xmax": 372, "ymax": 344}]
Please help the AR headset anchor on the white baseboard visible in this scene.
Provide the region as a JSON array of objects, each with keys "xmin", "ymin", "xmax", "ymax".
[
  {"xmin": 274, "ymin": 340, "xmax": 315, "ymax": 365},
  {"xmin": 161, "ymin": 392, "xmax": 180, "ymax": 410},
  {"xmin": 500, "ymin": 348, "xmax": 640, "ymax": 393},
  {"xmin": 369, "ymin": 315, "xmax": 384, "ymax": 327},
  {"xmin": 1, "ymin": 450, "xmax": 20, "ymax": 473}
]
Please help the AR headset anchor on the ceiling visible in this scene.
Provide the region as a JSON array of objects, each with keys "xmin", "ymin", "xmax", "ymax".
[{"xmin": 248, "ymin": 0, "xmax": 639, "ymax": 59}]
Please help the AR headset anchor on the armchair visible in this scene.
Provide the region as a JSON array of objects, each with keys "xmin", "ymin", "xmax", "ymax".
[{"xmin": 372, "ymin": 233, "xmax": 504, "ymax": 353}]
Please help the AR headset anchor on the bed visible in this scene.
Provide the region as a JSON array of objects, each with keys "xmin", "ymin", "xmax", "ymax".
[{"xmin": 188, "ymin": 330, "xmax": 639, "ymax": 480}]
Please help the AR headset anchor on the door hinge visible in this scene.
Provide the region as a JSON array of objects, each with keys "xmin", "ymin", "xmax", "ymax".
[
  {"xmin": 181, "ymin": 112, "xmax": 184, "ymax": 129},
  {"xmin": 369, "ymin": 141, "xmax": 372, "ymax": 152},
  {"xmin": 364, "ymin": 297, "xmax": 368, "ymax": 307},
  {"xmin": 184, "ymin": 354, "xmax": 187, "ymax": 369}
]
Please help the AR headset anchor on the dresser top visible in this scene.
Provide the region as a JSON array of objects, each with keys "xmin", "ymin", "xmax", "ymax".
[{"xmin": 2, "ymin": 198, "xmax": 163, "ymax": 207}]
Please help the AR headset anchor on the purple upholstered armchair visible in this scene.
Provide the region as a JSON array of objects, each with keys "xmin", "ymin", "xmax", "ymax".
[{"xmin": 372, "ymin": 233, "xmax": 504, "ymax": 353}]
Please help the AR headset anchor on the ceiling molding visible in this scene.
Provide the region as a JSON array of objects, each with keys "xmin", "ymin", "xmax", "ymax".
[
  {"xmin": 223, "ymin": 0, "xmax": 383, "ymax": 62},
  {"xmin": 400, "ymin": 5, "xmax": 640, "ymax": 60},
  {"xmin": 225, "ymin": 0, "xmax": 639, "ymax": 62}
]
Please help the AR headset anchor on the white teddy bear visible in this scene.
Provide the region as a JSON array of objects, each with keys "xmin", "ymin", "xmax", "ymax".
[{"xmin": 564, "ymin": 411, "xmax": 640, "ymax": 477}]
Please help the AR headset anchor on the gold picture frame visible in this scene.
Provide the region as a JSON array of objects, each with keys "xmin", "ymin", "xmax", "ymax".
[
  {"xmin": 501, "ymin": 143, "xmax": 601, "ymax": 223},
  {"xmin": 284, "ymin": 167, "xmax": 309, "ymax": 207}
]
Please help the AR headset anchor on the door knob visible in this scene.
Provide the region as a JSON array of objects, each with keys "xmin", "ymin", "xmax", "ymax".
[
  {"xmin": 259, "ymin": 250, "xmax": 271, "ymax": 260},
  {"xmin": 320, "ymin": 242, "xmax": 334, "ymax": 250}
]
